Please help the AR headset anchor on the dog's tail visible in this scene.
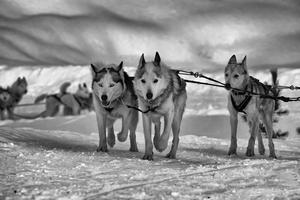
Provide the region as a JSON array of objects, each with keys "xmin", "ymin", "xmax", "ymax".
[
  {"xmin": 60, "ymin": 82, "xmax": 71, "ymax": 95},
  {"xmin": 34, "ymin": 94, "xmax": 48, "ymax": 104}
]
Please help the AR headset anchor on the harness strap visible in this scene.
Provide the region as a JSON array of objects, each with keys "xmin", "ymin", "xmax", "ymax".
[
  {"xmin": 230, "ymin": 95, "xmax": 252, "ymax": 114},
  {"xmin": 73, "ymin": 95, "xmax": 87, "ymax": 108},
  {"xmin": 230, "ymin": 83, "xmax": 253, "ymax": 114},
  {"xmin": 125, "ymin": 104, "xmax": 159, "ymax": 114}
]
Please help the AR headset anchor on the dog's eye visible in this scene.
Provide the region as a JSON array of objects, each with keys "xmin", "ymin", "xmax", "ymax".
[
  {"xmin": 233, "ymin": 74, "xmax": 239, "ymax": 78},
  {"xmin": 225, "ymin": 73, "xmax": 228, "ymax": 77},
  {"xmin": 153, "ymin": 79, "xmax": 158, "ymax": 83},
  {"xmin": 99, "ymin": 83, "xmax": 103, "ymax": 87},
  {"xmin": 109, "ymin": 84, "xmax": 115, "ymax": 88},
  {"xmin": 141, "ymin": 79, "xmax": 146, "ymax": 83}
]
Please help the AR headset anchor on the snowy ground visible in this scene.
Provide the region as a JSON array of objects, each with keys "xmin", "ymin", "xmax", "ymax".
[{"xmin": 0, "ymin": 113, "xmax": 300, "ymax": 200}]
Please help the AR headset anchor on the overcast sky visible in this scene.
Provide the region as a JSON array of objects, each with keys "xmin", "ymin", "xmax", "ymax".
[{"xmin": 0, "ymin": 0, "xmax": 299, "ymax": 71}]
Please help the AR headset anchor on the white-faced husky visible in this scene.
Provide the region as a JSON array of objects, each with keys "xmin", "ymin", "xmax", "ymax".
[
  {"xmin": 225, "ymin": 55, "xmax": 276, "ymax": 158},
  {"xmin": 134, "ymin": 52, "xmax": 187, "ymax": 160},
  {"xmin": 91, "ymin": 62, "xmax": 139, "ymax": 153}
]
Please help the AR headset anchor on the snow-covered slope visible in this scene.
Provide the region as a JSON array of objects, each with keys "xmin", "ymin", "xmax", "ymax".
[{"xmin": 0, "ymin": 125, "xmax": 299, "ymax": 199}]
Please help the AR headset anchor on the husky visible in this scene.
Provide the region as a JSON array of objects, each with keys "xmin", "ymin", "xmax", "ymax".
[
  {"xmin": 134, "ymin": 52, "xmax": 187, "ymax": 160},
  {"xmin": 33, "ymin": 82, "xmax": 92, "ymax": 117},
  {"xmin": 0, "ymin": 87, "xmax": 11, "ymax": 120},
  {"xmin": 1, "ymin": 77, "xmax": 28, "ymax": 120},
  {"xmin": 225, "ymin": 55, "xmax": 276, "ymax": 158},
  {"xmin": 90, "ymin": 61, "xmax": 139, "ymax": 153}
]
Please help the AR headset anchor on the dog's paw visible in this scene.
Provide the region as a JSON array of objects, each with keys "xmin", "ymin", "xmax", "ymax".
[
  {"xmin": 269, "ymin": 153, "xmax": 277, "ymax": 159},
  {"xmin": 129, "ymin": 145, "xmax": 139, "ymax": 152},
  {"xmin": 245, "ymin": 148, "xmax": 255, "ymax": 157},
  {"xmin": 227, "ymin": 147, "xmax": 237, "ymax": 156},
  {"xmin": 107, "ymin": 134, "xmax": 115, "ymax": 148},
  {"xmin": 117, "ymin": 132, "xmax": 128, "ymax": 142},
  {"xmin": 166, "ymin": 152, "xmax": 176, "ymax": 159},
  {"xmin": 157, "ymin": 140, "xmax": 168, "ymax": 152},
  {"xmin": 142, "ymin": 154, "xmax": 153, "ymax": 161},
  {"xmin": 96, "ymin": 145, "xmax": 108, "ymax": 152},
  {"xmin": 258, "ymin": 146, "xmax": 265, "ymax": 155}
]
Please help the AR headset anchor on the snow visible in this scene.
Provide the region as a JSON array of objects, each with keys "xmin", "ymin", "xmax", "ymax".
[{"xmin": 0, "ymin": 114, "xmax": 299, "ymax": 199}]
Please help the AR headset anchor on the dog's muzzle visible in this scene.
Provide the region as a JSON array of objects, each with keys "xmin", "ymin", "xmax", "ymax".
[{"xmin": 225, "ymin": 83, "xmax": 231, "ymax": 90}]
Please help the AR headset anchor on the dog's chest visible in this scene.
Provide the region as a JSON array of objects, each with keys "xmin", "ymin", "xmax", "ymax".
[{"xmin": 106, "ymin": 105, "xmax": 128, "ymax": 119}]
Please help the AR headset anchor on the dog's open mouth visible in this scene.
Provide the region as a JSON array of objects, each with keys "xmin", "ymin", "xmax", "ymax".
[{"xmin": 101, "ymin": 101, "xmax": 111, "ymax": 107}]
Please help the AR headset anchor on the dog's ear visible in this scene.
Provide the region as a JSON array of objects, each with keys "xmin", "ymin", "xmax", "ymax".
[
  {"xmin": 17, "ymin": 77, "xmax": 21, "ymax": 82},
  {"xmin": 90, "ymin": 64, "xmax": 98, "ymax": 77},
  {"xmin": 116, "ymin": 61, "xmax": 123, "ymax": 72},
  {"xmin": 138, "ymin": 54, "xmax": 146, "ymax": 68},
  {"xmin": 153, "ymin": 51, "xmax": 161, "ymax": 66},
  {"xmin": 242, "ymin": 56, "xmax": 247, "ymax": 65},
  {"xmin": 241, "ymin": 56, "xmax": 248, "ymax": 73},
  {"xmin": 228, "ymin": 55, "xmax": 237, "ymax": 64},
  {"xmin": 117, "ymin": 61, "xmax": 125, "ymax": 83}
]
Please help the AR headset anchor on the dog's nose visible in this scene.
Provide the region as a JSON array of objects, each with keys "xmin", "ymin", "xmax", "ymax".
[
  {"xmin": 146, "ymin": 92, "xmax": 153, "ymax": 100},
  {"xmin": 225, "ymin": 83, "xmax": 231, "ymax": 90},
  {"xmin": 101, "ymin": 94, "xmax": 107, "ymax": 101}
]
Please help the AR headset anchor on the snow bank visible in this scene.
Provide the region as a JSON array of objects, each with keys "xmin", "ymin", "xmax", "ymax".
[{"xmin": 0, "ymin": 126, "xmax": 299, "ymax": 199}]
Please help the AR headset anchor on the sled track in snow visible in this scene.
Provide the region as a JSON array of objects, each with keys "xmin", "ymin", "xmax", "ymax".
[{"xmin": 85, "ymin": 160, "xmax": 295, "ymax": 199}]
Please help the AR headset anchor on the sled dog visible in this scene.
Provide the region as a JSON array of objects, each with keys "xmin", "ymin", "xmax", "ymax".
[
  {"xmin": 225, "ymin": 55, "xmax": 276, "ymax": 158},
  {"xmin": 0, "ymin": 77, "xmax": 28, "ymax": 120},
  {"xmin": 33, "ymin": 82, "xmax": 92, "ymax": 117},
  {"xmin": 134, "ymin": 52, "xmax": 187, "ymax": 160},
  {"xmin": 0, "ymin": 87, "xmax": 11, "ymax": 120},
  {"xmin": 91, "ymin": 62, "xmax": 139, "ymax": 152}
]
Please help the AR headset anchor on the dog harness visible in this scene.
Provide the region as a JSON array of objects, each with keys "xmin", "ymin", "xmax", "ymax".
[
  {"xmin": 230, "ymin": 77, "xmax": 272, "ymax": 114},
  {"xmin": 230, "ymin": 94, "xmax": 252, "ymax": 114},
  {"xmin": 230, "ymin": 80, "xmax": 253, "ymax": 114}
]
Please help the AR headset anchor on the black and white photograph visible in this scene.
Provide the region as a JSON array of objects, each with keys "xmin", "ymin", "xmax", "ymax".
[{"xmin": 0, "ymin": 0, "xmax": 300, "ymax": 199}]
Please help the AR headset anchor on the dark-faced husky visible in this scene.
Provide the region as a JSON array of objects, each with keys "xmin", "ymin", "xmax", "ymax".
[
  {"xmin": 134, "ymin": 52, "xmax": 187, "ymax": 160},
  {"xmin": 0, "ymin": 87, "xmax": 11, "ymax": 120},
  {"xmin": 1, "ymin": 77, "xmax": 28, "ymax": 120},
  {"xmin": 225, "ymin": 55, "xmax": 276, "ymax": 158},
  {"xmin": 91, "ymin": 62, "xmax": 138, "ymax": 153}
]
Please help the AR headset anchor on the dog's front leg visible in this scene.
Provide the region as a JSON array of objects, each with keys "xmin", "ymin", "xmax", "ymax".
[
  {"xmin": 142, "ymin": 114, "xmax": 153, "ymax": 160},
  {"xmin": 96, "ymin": 113, "xmax": 107, "ymax": 152},
  {"xmin": 228, "ymin": 112, "xmax": 238, "ymax": 155},
  {"xmin": 117, "ymin": 111, "xmax": 131, "ymax": 142},
  {"xmin": 153, "ymin": 120, "xmax": 161, "ymax": 151},
  {"xmin": 0, "ymin": 110, "xmax": 4, "ymax": 120},
  {"xmin": 7, "ymin": 107, "xmax": 15, "ymax": 120},
  {"xmin": 246, "ymin": 116, "xmax": 259, "ymax": 157},
  {"xmin": 157, "ymin": 107, "xmax": 174, "ymax": 152}
]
